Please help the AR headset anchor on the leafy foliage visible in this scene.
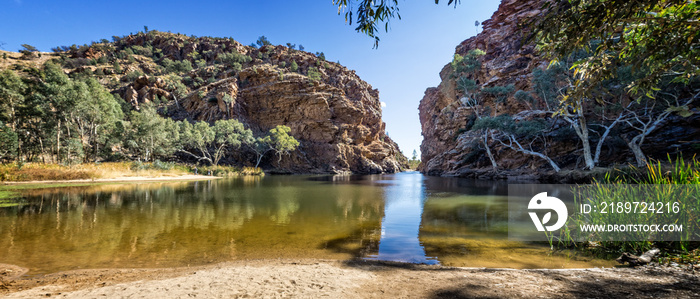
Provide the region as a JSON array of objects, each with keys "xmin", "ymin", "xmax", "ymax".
[
  {"xmin": 535, "ymin": 0, "xmax": 700, "ymax": 100},
  {"xmin": 307, "ymin": 67, "xmax": 322, "ymax": 81},
  {"xmin": 332, "ymin": 0, "xmax": 460, "ymax": 47},
  {"xmin": 125, "ymin": 105, "xmax": 180, "ymax": 161},
  {"xmin": 0, "ymin": 122, "xmax": 18, "ymax": 162},
  {"xmin": 255, "ymin": 35, "xmax": 272, "ymax": 47},
  {"xmin": 179, "ymin": 119, "xmax": 253, "ymax": 166},
  {"xmin": 251, "ymin": 125, "xmax": 300, "ymax": 168},
  {"xmin": 451, "ymin": 49, "xmax": 485, "ymax": 74}
]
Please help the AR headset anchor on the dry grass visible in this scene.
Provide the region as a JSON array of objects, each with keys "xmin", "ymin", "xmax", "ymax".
[
  {"xmin": 0, "ymin": 50, "xmax": 57, "ymax": 70},
  {"xmin": 0, "ymin": 162, "xmax": 264, "ymax": 182},
  {"xmin": 0, "ymin": 162, "xmax": 189, "ymax": 182}
]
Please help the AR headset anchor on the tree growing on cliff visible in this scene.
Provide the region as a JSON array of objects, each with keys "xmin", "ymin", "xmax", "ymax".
[
  {"xmin": 472, "ymin": 115, "xmax": 562, "ymax": 172},
  {"xmin": 451, "ymin": 49, "xmax": 498, "ymax": 171},
  {"xmin": 623, "ymin": 89, "xmax": 699, "ymax": 166},
  {"xmin": 255, "ymin": 36, "xmax": 272, "ymax": 48},
  {"xmin": 19, "ymin": 44, "xmax": 38, "ymax": 60},
  {"xmin": 251, "ymin": 125, "xmax": 300, "ymax": 168}
]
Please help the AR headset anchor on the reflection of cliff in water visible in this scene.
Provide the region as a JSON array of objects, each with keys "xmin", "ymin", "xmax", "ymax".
[
  {"xmin": 0, "ymin": 177, "xmax": 385, "ymax": 274},
  {"xmin": 417, "ymin": 177, "xmax": 614, "ymax": 269}
]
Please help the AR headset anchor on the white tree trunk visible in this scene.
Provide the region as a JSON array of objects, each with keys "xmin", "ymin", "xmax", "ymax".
[{"xmin": 483, "ymin": 130, "xmax": 498, "ymax": 172}]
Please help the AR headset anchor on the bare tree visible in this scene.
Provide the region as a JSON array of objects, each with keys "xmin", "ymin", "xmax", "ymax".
[{"xmin": 623, "ymin": 90, "xmax": 699, "ymax": 166}]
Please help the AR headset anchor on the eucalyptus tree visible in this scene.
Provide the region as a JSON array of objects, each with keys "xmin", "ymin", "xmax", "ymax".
[
  {"xmin": 124, "ymin": 105, "xmax": 180, "ymax": 162},
  {"xmin": 71, "ymin": 78, "xmax": 124, "ymax": 162},
  {"xmin": 0, "ymin": 121, "xmax": 18, "ymax": 162},
  {"xmin": 535, "ymin": 0, "xmax": 699, "ymax": 100},
  {"xmin": 0, "ymin": 69, "xmax": 25, "ymax": 131},
  {"xmin": 251, "ymin": 125, "xmax": 300, "ymax": 168},
  {"xmin": 179, "ymin": 119, "xmax": 254, "ymax": 166},
  {"xmin": 332, "ymin": 0, "xmax": 460, "ymax": 47}
]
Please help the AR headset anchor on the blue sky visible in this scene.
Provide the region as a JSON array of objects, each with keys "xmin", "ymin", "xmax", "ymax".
[{"xmin": 0, "ymin": 0, "xmax": 500, "ymax": 157}]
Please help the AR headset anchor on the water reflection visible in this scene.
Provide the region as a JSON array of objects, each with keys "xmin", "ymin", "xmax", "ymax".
[
  {"xmin": 365, "ymin": 172, "xmax": 438, "ymax": 264},
  {"xmin": 0, "ymin": 173, "xmax": 614, "ymax": 275}
]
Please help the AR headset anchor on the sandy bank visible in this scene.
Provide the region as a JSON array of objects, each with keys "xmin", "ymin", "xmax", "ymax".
[{"xmin": 1, "ymin": 259, "xmax": 698, "ymax": 298}]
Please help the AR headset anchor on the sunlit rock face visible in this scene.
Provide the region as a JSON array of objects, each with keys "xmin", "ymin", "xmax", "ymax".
[
  {"xmin": 107, "ymin": 33, "xmax": 407, "ymax": 174},
  {"xmin": 179, "ymin": 62, "xmax": 405, "ymax": 174}
]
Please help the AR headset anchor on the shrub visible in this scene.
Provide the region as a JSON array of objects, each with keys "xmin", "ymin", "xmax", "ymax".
[
  {"xmin": 131, "ymin": 45, "xmax": 153, "ymax": 57},
  {"xmin": 481, "ymin": 84, "xmax": 515, "ymax": 102},
  {"xmin": 63, "ymin": 58, "xmax": 91, "ymax": 68},
  {"xmin": 514, "ymin": 90, "xmax": 535, "ymax": 105},
  {"xmin": 451, "ymin": 49, "xmax": 485, "ymax": 74},
  {"xmin": 307, "ymin": 67, "xmax": 321, "ymax": 81},
  {"xmin": 113, "ymin": 62, "xmax": 122, "ymax": 74},
  {"xmin": 256, "ymin": 35, "xmax": 272, "ymax": 47},
  {"xmin": 290, "ymin": 61, "xmax": 299, "ymax": 72},
  {"xmin": 216, "ymin": 52, "xmax": 252, "ymax": 65},
  {"xmin": 122, "ymin": 70, "xmax": 144, "ymax": 82},
  {"xmin": 161, "ymin": 58, "xmax": 193, "ymax": 74}
]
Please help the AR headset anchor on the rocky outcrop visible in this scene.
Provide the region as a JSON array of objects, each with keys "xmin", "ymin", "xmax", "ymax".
[
  {"xmin": 71, "ymin": 31, "xmax": 408, "ymax": 174},
  {"xmin": 119, "ymin": 76, "xmax": 172, "ymax": 108},
  {"xmin": 419, "ymin": 0, "xmax": 548, "ymax": 178},
  {"xmin": 418, "ymin": 0, "xmax": 699, "ymax": 180},
  {"xmin": 179, "ymin": 62, "xmax": 403, "ymax": 174}
]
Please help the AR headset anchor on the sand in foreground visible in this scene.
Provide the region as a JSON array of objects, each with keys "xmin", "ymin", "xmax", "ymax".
[{"xmin": 1, "ymin": 259, "xmax": 698, "ymax": 298}]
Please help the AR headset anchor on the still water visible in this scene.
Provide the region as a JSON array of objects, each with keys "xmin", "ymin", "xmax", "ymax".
[{"xmin": 0, "ymin": 172, "xmax": 614, "ymax": 274}]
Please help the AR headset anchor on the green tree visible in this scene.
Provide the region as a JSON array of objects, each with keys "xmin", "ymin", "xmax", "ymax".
[
  {"xmin": 535, "ymin": 0, "xmax": 700, "ymax": 100},
  {"xmin": 179, "ymin": 119, "xmax": 253, "ymax": 165},
  {"xmin": 125, "ymin": 105, "xmax": 180, "ymax": 161},
  {"xmin": 251, "ymin": 125, "xmax": 300, "ymax": 168},
  {"xmin": 307, "ymin": 67, "xmax": 322, "ymax": 82},
  {"xmin": 71, "ymin": 78, "xmax": 124, "ymax": 162},
  {"xmin": 290, "ymin": 61, "xmax": 299, "ymax": 72},
  {"xmin": 0, "ymin": 69, "xmax": 26, "ymax": 130},
  {"xmin": 256, "ymin": 35, "xmax": 272, "ymax": 47},
  {"xmin": 0, "ymin": 121, "xmax": 18, "ymax": 162},
  {"xmin": 19, "ymin": 44, "xmax": 38, "ymax": 59},
  {"xmin": 333, "ymin": 0, "xmax": 458, "ymax": 47}
]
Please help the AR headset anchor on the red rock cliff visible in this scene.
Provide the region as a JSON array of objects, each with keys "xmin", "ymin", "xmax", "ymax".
[{"xmin": 419, "ymin": 0, "xmax": 548, "ymax": 178}]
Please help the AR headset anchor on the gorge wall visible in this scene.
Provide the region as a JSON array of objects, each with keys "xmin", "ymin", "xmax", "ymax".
[
  {"xmin": 418, "ymin": 0, "xmax": 699, "ymax": 181},
  {"xmin": 66, "ymin": 32, "xmax": 406, "ymax": 174}
]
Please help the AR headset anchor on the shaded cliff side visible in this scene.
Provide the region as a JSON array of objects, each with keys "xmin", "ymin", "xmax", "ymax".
[
  {"xmin": 418, "ymin": 0, "xmax": 699, "ymax": 180},
  {"xmin": 50, "ymin": 31, "xmax": 406, "ymax": 173}
]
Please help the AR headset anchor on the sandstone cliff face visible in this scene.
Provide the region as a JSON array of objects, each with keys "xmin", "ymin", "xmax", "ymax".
[
  {"xmin": 179, "ymin": 63, "xmax": 403, "ymax": 174},
  {"xmin": 64, "ymin": 31, "xmax": 405, "ymax": 174},
  {"xmin": 418, "ymin": 0, "xmax": 699, "ymax": 180},
  {"xmin": 420, "ymin": 0, "xmax": 548, "ymax": 178}
]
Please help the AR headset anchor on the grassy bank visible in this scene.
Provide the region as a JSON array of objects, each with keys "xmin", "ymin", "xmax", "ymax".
[
  {"xmin": 553, "ymin": 157, "xmax": 700, "ymax": 262},
  {"xmin": 0, "ymin": 161, "xmax": 263, "ymax": 182}
]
